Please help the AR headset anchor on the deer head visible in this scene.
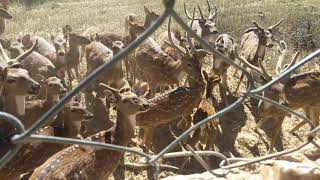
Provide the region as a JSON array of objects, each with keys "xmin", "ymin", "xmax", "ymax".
[
  {"xmin": 184, "ymin": 0, "xmax": 218, "ymax": 37},
  {"xmin": 99, "ymin": 83, "xmax": 150, "ymax": 115},
  {"xmin": 244, "ymin": 18, "xmax": 284, "ymax": 47}
]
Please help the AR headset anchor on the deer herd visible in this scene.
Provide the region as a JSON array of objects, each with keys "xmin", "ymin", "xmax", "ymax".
[{"xmin": 0, "ymin": 1, "xmax": 319, "ymax": 179}]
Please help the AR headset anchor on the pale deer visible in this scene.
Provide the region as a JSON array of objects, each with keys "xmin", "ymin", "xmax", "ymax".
[
  {"xmin": 0, "ymin": 100, "xmax": 93, "ymax": 180},
  {"xmin": 212, "ymin": 34, "xmax": 236, "ymax": 105},
  {"xmin": 135, "ymin": 17, "xmax": 214, "ymax": 152},
  {"xmin": 30, "ymin": 83, "xmax": 149, "ymax": 180},
  {"xmin": 0, "ymin": 7, "xmax": 11, "ymax": 36},
  {"xmin": 184, "ymin": 0, "xmax": 218, "ymax": 38},
  {"xmin": 235, "ymin": 18, "xmax": 284, "ymax": 93},
  {"xmin": 51, "ymin": 27, "xmax": 91, "ymax": 89},
  {"xmin": 234, "ymin": 42, "xmax": 314, "ymax": 153}
]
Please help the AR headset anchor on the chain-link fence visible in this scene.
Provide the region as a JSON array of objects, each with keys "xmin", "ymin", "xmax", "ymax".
[{"xmin": 1, "ymin": 0, "xmax": 320, "ymax": 178}]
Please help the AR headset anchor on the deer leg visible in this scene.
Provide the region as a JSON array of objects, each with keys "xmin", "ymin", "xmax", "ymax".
[
  {"xmin": 221, "ymin": 73, "xmax": 229, "ymax": 106},
  {"xmin": 67, "ymin": 69, "xmax": 73, "ymax": 90},
  {"xmin": 141, "ymin": 127, "xmax": 153, "ymax": 153},
  {"xmin": 269, "ymin": 117, "xmax": 284, "ymax": 154},
  {"xmin": 113, "ymin": 157, "xmax": 125, "ymax": 180},
  {"xmin": 289, "ymin": 106, "xmax": 316, "ymax": 134},
  {"xmin": 234, "ymin": 72, "xmax": 244, "ymax": 94},
  {"xmin": 255, "ymin": 116, "xmax": 270, "ymax": 130},
  {"xmin": 75, "ymin": 67, "xmax": 81, "ymax": 82}
]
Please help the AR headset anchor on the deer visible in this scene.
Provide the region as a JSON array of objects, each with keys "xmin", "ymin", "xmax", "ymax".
[
  {"xmin": 135, "ymin": 16, "xmax": 215, "ymax": 152},
  {"xmin": 188, "ymin": 72, "xmax": 222, "ymax": 152},
  {"xmin": 21, "ymin": 76, "xmax": 67, "ymax": 128},
  {"xmin": 51, "ymin": 26, "xmax": 91, "ymax": 89},
  {"xmin": 212, "ymin": 34, "xmax": 236, "ymax": 105},
  {"xmin": 0, "ymin": 100, "xmax": 93, "ymax": 180},
  {"xmin": 234, "ymin": 18, "xmax": 284, "ymax": 93},
  {"xmin": 0, "ymin": 6, "xmax": 11, "ymax": 36},
  {"xmin": 234, "ymin": 41, "xmax": 314, "ymax": 153},
  {"xmin": 29, "ymin": 83, "xmax": 149, "ymax": 180},
  {"xmin": 184, "ymin": 0, "xmax": 218, "ymax": 38},
  {"xmin": 135, "ymin": 12, "xmax": 209, "ymax": 98}
]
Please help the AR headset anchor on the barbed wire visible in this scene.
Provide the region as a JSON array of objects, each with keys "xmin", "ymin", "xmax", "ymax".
[{"xmin": 0, "ymin": 0, "xmax": 319, "ymax": 179}]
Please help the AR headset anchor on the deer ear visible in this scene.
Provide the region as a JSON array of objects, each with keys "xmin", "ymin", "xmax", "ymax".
[
  {"xmin": 144, "ymin": 6, "xmax": 150, "ymax": 14},
  {"xmin": 104, "ymin": 90, "xmax": 118, "ymax": 103},
  {"xmin": 0, "ymin": 8, "xmax": 12, "ymax": 19}
]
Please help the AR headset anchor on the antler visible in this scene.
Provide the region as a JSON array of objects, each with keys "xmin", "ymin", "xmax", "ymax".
[
  {"xmin": 234, "ymin": 44, "xmax": 272, "ymax": 80},
  {"xmin": 0, "ymin": 41, "xmax": 10, "ymax": 65},
  {"xmin": 197, "ymin": 5, "xmax": 206, "ymax": 20},
  {"xmin": 183, "ymin": 3, "xmax": 202, "ymax": 21},
  {"xmin": 167, "ymin": 17, "xmax": 188, "ymax": 56},
  {"xmin": 99, "ymin": 83, "xmax": 119, "ymax": 94},
  {"xmin": 252, "ymin": 21, "xmax": 264, "ymax": 31},
  {"xmin": 207, "ymin": 0, "xmax": 218, "ymax": 20},
  {"xmin": 268, "ymin": 18, "xmax": 284, "ymax": 30},
  {"xmin": 15, "ymin": 39, "xmax": 38, "ymax": 63}
]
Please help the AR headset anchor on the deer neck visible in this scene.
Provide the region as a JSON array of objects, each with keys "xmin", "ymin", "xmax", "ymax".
[
  {"xmin": 113, "ymin": 110, "xmax": 136, "ymax": 146},
  {"xmin": 3, "ymin": 94, "xmax": 26, "ymax": 117}
]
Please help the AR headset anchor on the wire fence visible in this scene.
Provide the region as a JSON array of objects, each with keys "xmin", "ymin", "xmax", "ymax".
[{"xmin": 1, "ymin": 0, "xmax": 320, "ymax": 178}]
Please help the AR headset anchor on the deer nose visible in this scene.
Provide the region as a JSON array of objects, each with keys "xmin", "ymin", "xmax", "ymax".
[
  {"xmin": 60, "ymin": 88, "xmax": 67, "ymax": 94},
  {"xmin": 142, "ymin": 103, "xmax": 149, "ymax": 110}
]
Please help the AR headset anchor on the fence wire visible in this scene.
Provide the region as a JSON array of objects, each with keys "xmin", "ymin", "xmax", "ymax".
[{"xmin": 1, "ymin": 0, "xmax": 320, "ymax": 178}]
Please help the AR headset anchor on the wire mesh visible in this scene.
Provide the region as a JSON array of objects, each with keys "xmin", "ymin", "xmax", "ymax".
[{"xmin": 0, "ymin": 0, "xmax": 320, "ymax": 178}]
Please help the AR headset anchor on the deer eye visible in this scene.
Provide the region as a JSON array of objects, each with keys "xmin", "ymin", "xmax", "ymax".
[
  {"xmin": 7, "ymin": 79, "xmax": 16, "ymax": 84},
  {"xmin": 187, "ymin": 63, "xmax": 192, "ymax": 67}
]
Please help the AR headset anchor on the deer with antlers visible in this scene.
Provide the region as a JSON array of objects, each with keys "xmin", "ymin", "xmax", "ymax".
[
  {"xmin": 184, "ymin": 0, "xmax": 218, "ymax": 38},
  {"xmin": 135, "ymin": 16, "xmax": 218, "ymax": 152},
  {"xmin": 30, "ymin": 83, "xmax": 149, "ymax": 180},
  {"xmin": 234, "ymin": 41, "xmax": 317, "ymax": 153},
  {"xmin": 234, "ymin": 18, "xmax": 284, "ymax": 93}
]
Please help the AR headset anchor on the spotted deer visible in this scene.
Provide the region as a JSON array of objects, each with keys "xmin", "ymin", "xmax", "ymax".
[
  {"xmin": 51, "ymin": 27, "xmax": 91, "ymax": 89},
  {"xmin": 235, "ymin": 18, "xmax": 284, "ymax": 93},
  {"xmin": 135, "ymin": 15, "xmax": 208, "ymax": 98},
  {"xmin": 212, "ymin": 34, "xmax": 236, "ymax": 105},
  {"xmin": 0, "ymin": 100, "xmax": 93, "ymax": 180},
  {"xmin": 234, "ymin": 41, "xmax": 313, "ymax": 153},
  {"xmin": 136, "ymin": 17, "xmax": 214, "ymax": 152},
  {"xmin": 188, "ymin": 72, "xmax": 222, "ymax": 151},
  {"xmin": 30, "ymin": 83, "xmax": 149, "ymax": 180},
  {"xmin": 22, "ymin": 76, "xmax": 67, "ymax": 128}
]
